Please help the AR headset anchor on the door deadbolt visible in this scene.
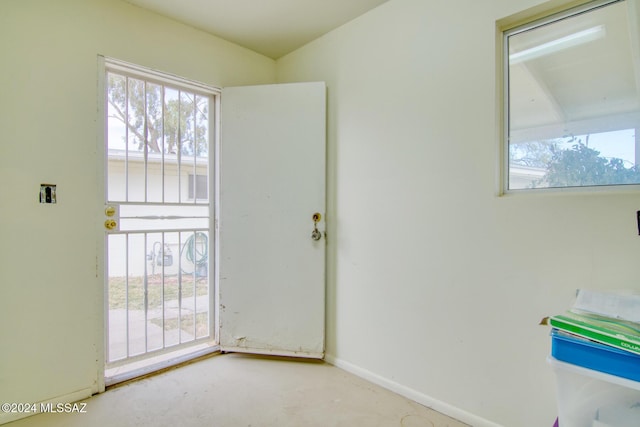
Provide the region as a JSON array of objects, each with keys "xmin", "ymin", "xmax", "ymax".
[
  {"xmin": 105, "ymin": 206, "xmax": 116, "ymax": 217},
  {"xmin": 311, "ymin": 212, "xmax": 322, "ymax": 241}
]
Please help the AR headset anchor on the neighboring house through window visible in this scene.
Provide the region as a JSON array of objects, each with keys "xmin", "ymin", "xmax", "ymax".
[{"xmin": 503, "ymin": 0, "xmax": 640, "ymax": 191}]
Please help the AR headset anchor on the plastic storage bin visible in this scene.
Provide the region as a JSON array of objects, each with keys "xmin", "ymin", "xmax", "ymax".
[
  {"xmin": 548, "ymin": 356, "xmax": 640, "ymax": 427},
  {"xmin": 551, "ymin": 329, "xmax": 640, "ymax": 382}
]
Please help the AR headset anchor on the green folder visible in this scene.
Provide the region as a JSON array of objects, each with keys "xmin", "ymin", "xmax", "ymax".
[{"xmin": 549, "ymin": 311, "xmax": 640, "ymax": 355}]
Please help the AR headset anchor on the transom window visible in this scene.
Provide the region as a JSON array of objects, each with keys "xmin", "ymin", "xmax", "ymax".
[{"xmin": 504, "ymin": 0, "xmax": 640, "ymax": 191}]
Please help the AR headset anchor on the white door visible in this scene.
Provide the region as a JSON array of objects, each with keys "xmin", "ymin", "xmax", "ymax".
[{"xmin": 219, "ymin": 82, "xmax": 326, "ymax": 358}]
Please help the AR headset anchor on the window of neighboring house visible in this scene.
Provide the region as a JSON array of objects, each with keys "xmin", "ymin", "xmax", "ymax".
[
  {"xmin": 189, "ymin": 174, "xmax": 208, "ymax": 200},
  {"xmin": 504, "ymin": 0, "xmax": 640, "ymax": 191}
]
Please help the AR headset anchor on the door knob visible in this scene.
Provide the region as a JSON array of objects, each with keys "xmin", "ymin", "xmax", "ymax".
[{"xmin": 104, "ymin": 219, "xmax": 117, "ymax": 230}]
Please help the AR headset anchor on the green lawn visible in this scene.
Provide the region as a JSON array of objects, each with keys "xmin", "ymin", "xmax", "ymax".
[{"xmin": 108, "ymin": 274, "xmax": 209, "ymax": 310}]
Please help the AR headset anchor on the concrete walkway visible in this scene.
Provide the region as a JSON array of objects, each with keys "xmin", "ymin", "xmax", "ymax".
[{"xmin": 107, "ymin": 295, "xmax": 210, "ymax": 360}]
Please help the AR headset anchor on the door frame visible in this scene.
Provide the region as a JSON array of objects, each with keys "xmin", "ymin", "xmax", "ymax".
[{"xmin": 96, "ymin": 58, "xmax": 326, "ymax": 390}]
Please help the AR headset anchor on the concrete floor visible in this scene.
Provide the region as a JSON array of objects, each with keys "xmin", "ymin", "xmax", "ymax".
[{"xmin": 8, "ymin": 353, "xmax": 469, "ymax": 427}]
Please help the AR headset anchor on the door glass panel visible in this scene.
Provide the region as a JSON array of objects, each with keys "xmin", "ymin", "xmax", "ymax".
[
  {"xmin": 127, "ymin": 233, "xmax": 146, "ymax": 357},
  {"xmin": 127, "ymin": 78, "xmax": 146, "ymax": 202},
  {"xmin": 162, "ymin": 231, "xmax": 181, "ymax": 348},
  {"xmin": 179, "ymin": 231, "xmax": 209, "ymax": 341},
  {"xmin": 146, "ymin": 82, "xmax": 164, "ymax": 203},
  {"xmin": 105, "ymin": 63, "xmax": 215, "ymax": 369},
  {"xmin": 107, "ymin": 73, "xmax": 127, "ymax": 202},
  {"xmin": 180, "ymin": 92, "xmax": 195, "ymax": 204},
  {"xmin": 195, "ymin": 94, "xmax": 209, "ymax": 204},
  {"xmin": 164, "ymin": 87, "xmax": 181, "ymax": 204},
  {"xmin": 107, "ymin": 234, "xmax": 127, "ymax": 361}
]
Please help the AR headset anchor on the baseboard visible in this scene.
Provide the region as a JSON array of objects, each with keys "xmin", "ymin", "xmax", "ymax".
[
  {"xmin": 0, "ymin": 387, "xmax": 93, "ymax": 425},
  {"xmin": 324, "ymin": 354, "xmax": 503, "ymax": 427}
]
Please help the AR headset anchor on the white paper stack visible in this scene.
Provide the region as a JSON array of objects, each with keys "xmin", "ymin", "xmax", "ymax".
[{"xmin": 573, "ymin": 289, "xmax": 640, "ymax": 323}]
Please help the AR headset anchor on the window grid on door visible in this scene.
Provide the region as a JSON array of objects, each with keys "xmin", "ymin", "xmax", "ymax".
[{"xmin": 104, "ymin": 58, "xmax": 218, "ymax": 366}]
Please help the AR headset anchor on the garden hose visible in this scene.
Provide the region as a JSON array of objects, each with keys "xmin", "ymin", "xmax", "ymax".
[{"xmin": 181, "ymin": 232, "xmax": 208, "ymax": 273}]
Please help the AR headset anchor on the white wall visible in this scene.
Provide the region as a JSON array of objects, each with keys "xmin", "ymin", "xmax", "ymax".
[
  {"xmin": 0, "ymin": 0, "xmax": 275, "ymax": 423},
  {"xmin": 277, "ymin": 0, "xmax": 640, "ymax": 425}
]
